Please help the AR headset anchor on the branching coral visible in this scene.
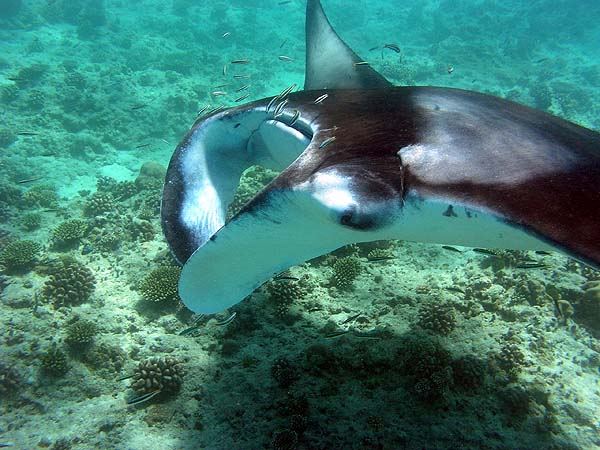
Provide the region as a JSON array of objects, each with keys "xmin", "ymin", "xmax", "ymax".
[
  {"xmin": 21, "ymin": 212, "xmax": 42, "ymax": 231},
  {"xmin": 138, "ymin": 266, "xmax": 181, "ymax": 303},
  {"xmin": 23, "ymin": 185, "xmax": 59, "ymax": 209},
  {"xmin": 83, "ymin": 192, "xmax": 116, "ymax": 217},
  {"xmin": 130, "ymin": 356, "xmax": 185, "ymax": 397},
  {"xmin": 497, "ymin": 343, "xmax": 526, "ymax": 378},
  {"xmin": 330, "ymin": 256, "xmax": 361, "ymax": 290},
  {"xmin": 40, "ymin": 345, "xmax": 69, "ymax": 377},
  {"xmin": 0, "ymin": 239, "xmax": 42, "ymax": 271},
  {"xmin": 42, "ymin": 259, "xmax": 95, "ymax": 307},
  {"xmin": 51, "ymin": 219, "xmax": 88, "ymax": 249},
  {"xmin": 417, "ymin": 303, "xmax": 457, "ymax": 335},
  {"xmin": 65, "ymin": 319, "xmax": 98, "ymax": 349}
]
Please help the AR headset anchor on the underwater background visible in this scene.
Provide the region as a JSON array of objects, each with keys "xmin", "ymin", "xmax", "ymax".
[{"xmin": 1, "ymin": 0, "xmax": 599, "ymax": 449}]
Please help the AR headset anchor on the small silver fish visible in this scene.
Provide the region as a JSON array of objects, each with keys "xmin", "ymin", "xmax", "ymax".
[
  {"xmin": 266, "ymin": 96, "xmax": 279, "ymax": 113},
  {"xmin": 17, "ymin": 176, "xmax": 43, "ymax": 184},
  {"xmin": 289, "ymin": 109, "xmax": 300, "ymax": 126},
  {"xmin": 127, "ymin": 389, "xmax": 161, "ymax": 405},
  {"xmin": 207, "ymin": 105, "xmax": 225, "ymax": 115},
  {"xmin": 178, "ymin": 325, "xmax": 201, "ymax": 336},
  {"xmin": 197, "ymin": 104, "xmax": 211, "ymax": 116},
  {"xmin": 236, "ymin": 84, "xmax": 251, "ymax": 92},
  {"xmin": 278, "ymin": 55, "xmax": 295, "ymax": 61},
  {"xmin": 324, "ymin": 329, "xmax": 350, "ymax": 338},
  {"xmin": 383, "ymin": 43, "xmax": 401, "ymax": 53},
  {"xmin": 273, "ymin": 99, "xmax": 289, "ymax": 117},
  {"xmin": 116, "ymin": 373, "xmax": 134, "ymax": 381},
  {"xmin": 319, "ymin": 136, "xmax": 336, "ymax": 149},
  {"xmin": 340, "ymin": 313, "xmax": 361, "ymax": 325},
  {"xmin": 278, "ymin": 83, "xmax": 297, "ymax": 99},
  {"xmin": 231, "ymin": 59, "xmax": 251, "ymax": 64},
  {"xmin": 235, "ymin": 93, "xmax": 250, "ymax": 103},
  {"xmin": 313, "ymin": 93, "xmax": 328, "ymax": 104},
  {"xmin": 216, "ymin": 312, "xmax": 237, "ymax": 326}
]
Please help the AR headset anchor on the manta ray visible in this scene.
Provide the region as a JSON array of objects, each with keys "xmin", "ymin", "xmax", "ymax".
[{"xmin": 161, "ymin": 0, "xmax": 600, "ymax": 314}]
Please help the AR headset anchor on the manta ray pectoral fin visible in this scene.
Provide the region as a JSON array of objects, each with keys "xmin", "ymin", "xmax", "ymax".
[
  {"xmin": 161, "ymin": 103, "xmax": 311, "ymax": 264},
  {"xmin": 179, "ymin": 159, "xmax": 406, "ymax": 314},
  {"xmin": 178, "ymin": 190, "xmax": 352, "ymax": 314}
]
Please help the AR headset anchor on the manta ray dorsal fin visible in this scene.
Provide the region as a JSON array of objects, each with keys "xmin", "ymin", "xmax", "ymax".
[{"xmin": 305, "ymin": 0, "xmax": 391, "ymax": 90}]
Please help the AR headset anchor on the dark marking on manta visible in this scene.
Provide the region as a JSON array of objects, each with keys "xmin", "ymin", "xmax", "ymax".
[{"xmin": 443, "ymin": 205, "xmax": 458, "ymax": 217}]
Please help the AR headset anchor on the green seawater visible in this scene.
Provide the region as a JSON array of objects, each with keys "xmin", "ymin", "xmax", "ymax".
[{"xmin": 1, "ymin": 1, "xmax": 599, "ymax": 449}]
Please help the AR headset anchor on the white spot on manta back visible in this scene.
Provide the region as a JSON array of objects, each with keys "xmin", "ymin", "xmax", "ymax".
[{"xmin": 307, "ymin": 170, "xmax": 356, "ymax": 214}]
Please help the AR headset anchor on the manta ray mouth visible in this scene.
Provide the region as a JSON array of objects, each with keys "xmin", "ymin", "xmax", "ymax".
[{"xmin": 161, "ymin": 103, "xmax": 314, "ymax": 265}]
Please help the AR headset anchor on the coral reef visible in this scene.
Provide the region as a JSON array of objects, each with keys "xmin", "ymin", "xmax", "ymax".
[
  {"xmin": 82, "ymin": 344, "xmax": 125, "ymax": 376},
  {"xmin": 0, "ymin": 239, "xmax": 41, "ymax": 271},
  {"xmin": 497, "ymin": 342, "xmax": 526, "ymax": 378},
  {"xmin": 267, "ymin": 280, "xmax": 308, "ymax": 305},
  {"xmin": 0, "ymin": 362, "xmax": 22, "ymax": 396},
  {"xmin": 1, "ymin": 84, "xmax": 19, "ymax": 102},
  {"xmin": 26, "ymin": 89, "xmax": 45, "ymax": 110},
  {"xmin": 0, "ymin": 128, "xmax": 16, "ymax": 147},
  {"xmin": 271, "ymin": 357, "xmax": 298, "ymax": 388},
  {"xmin": 417, "ymin": 302, "xmax": 457, "ymax": 335},
  {"xmin": 135, "ymin": 161, "xmax": 166, "ymax": 192},
  {"xmin": 65, "ymin": 319, "xmax": 98, "ymax": 349},
  {"xmin": 21, "ymin": 212, "xmax": 42, "ymax": 231},
  {"xmin": 129, "ymin": 218, "xmax": 155, "ymax": 242},
  {"xmin": 130, "ymin": 356, "xmax": 185, "ymax": 396},
  {"xmin": 138, "ymin": 266, "xmax": 181, "ymax": 303},
  {"xmin": 366, "ymin": 247, "xmax": 394, "ymax": 260},
  {"xmin": 88, "ymin": 227, "xmax": 123, "ymax": 251},
  {"xmin": 330, "ymin": 256, "xmax": 361, "ymax": 290},
  {"xmin": 83, "ymin": 192, "xmax": 116, "ymax": 217},
  {"xmin": 266, "ymin": 278, "xmax": 307, "ymax": 320},
  {"xmin": 574, "ymin": 281, "xmax": 600, "ymax": 335},
  {"xmin": 23, "ymin": 185, "xmax": 59, "ymax": 209},
  {"xmin": 42, "ymin": 260, "xmax": 96, "ymax": 307},
  {"xmin": 51, "ymin": 219, "xmax": 88, "ymax": 248},
  {"xmin": 96, "ymin": 176, "xmax": 138, "ymax": 200},
  {"xmin": 40, "ymin": 345, "xmax": 70, "ymax": 377},
  {"xmin": 499, "ymin": 384, "xmax": 531, "ymax": 417},
  {"xmin": 479, "ymin": 249, "xmax": 530, "ymax": 271},
  {"xmin": 396, "ymin": 334, "xmax": 454, "ymax": 403},
  {"xmin": 451, "ymin": 355, "xmax": 487, "ymax": 391}
]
